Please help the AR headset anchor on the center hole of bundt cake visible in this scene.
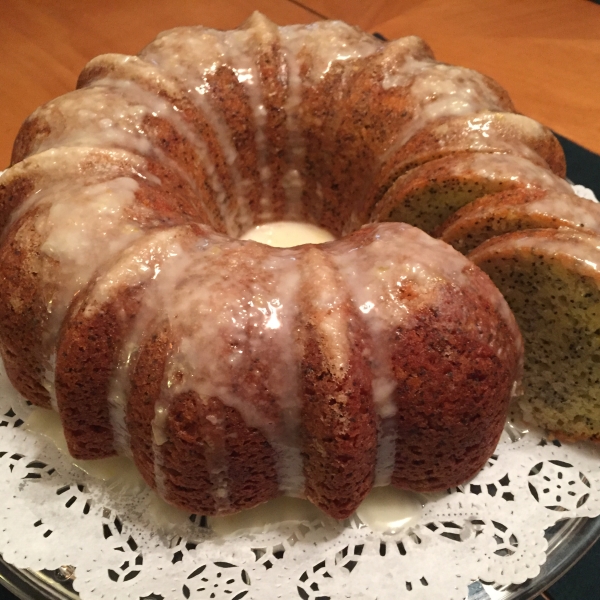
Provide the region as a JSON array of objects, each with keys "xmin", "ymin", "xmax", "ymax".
[{"xmin": 239, "ymin": 220, "xmax": 335, "ymax": 247}]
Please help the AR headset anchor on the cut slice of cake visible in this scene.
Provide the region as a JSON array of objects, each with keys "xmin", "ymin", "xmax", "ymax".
[
  {"xmin": 437, "ymin": 188, "xmax": 600, "ymax": 254},
  {"xmin": 374, "ymin": 111, "xmax": 566, "ymax": 201},
  {"xmin": 369, "ymin": 153, "xmax": 572, "ymax": 235},
  {"xmin": 469, "ymin": 229, "xmax": 600, "ymax": 441}
]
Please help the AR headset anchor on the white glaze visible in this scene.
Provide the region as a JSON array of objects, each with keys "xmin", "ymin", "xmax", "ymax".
[
  {"xmin": 30, "ymin": 85, "xmax": 148, "ymax": 158},
  {"xmin": 240, "ymin": 220, "xmax": 335, "ymax": 247},
  {"xmin": 278, "ymin": 19, "xmax": 381, "ymax": 83},
  {"xmin": 41, "ymin": 177, "xmax": 142, "ymax": 285},
  {"xmin": 152, "ymin": 405, "xmax": 169, "ymax": 446},
  {"xmin": 355, "ymin": 487, "xmax": 423, "ymax": 533},
  {"xmin": 471, "ymin": 228, "xmax": 600, "ymax": 278},
  {"xmin": 453, "ymin": 153, "xmax": 571, "ymax": 192},
  {"xmin": 410, "ymin": 64, "xmax": 505, "ymax": 125},
  {"xmin": 383, "ymin": 59, "xmax": 509, "ymax": 151},
  {"xmin": 27, "ymin": 78, "xmax": 225, "ymax": 227},
  {"xmin": 392, "ymin": 112, "xmax": 552, "ymax": 169},
  {"xmin": 145, "ymin": 491, "xmax": 195, "ymax": 532},
  {"xmin": 235, "ymin": 14, "xmax": 275, "ymax": 221},
  {"xmin": 279, "ymin": 38, "xmax": 305, "ymax": 217},
  {"xmin": 85, "ymin": 227, "xmax": 191, "ymax": 309},
  {"xmin": 523, "ymin": 193, "xmax": 600, "ymax": 232},
  {"xmin": 12, "ymin": 175, "xmax": 147, "ymax": 399},
  {"xmin": 107, "ymin": 365, "xmax": 132, "ymax": 454},
  {"xmin": 25, "ymin": 408, "xmax": 145, "ymax": 488},
  {"xmin": 300, "ymin": 246, "xmax": 351, "ymax": 378},
  {"xmin": 208, "ymin": 496, "xmax": 329, "ymax": 536}
]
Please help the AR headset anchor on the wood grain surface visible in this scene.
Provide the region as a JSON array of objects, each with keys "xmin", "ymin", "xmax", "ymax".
[
  {"xmin": 1, "ymin": 0, "xmax": 599, "ymax": 168},
  {"xmin": 300, "ymin": 0, "xmax": 600, "ymax": 154}
]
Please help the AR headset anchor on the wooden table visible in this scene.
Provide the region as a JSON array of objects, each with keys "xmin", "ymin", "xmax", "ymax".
[
  {"xmin": 1, "ymin": 0, "xmax": 599, "ymax": 169},
  {"xmin": 305, "ymin": 0, "xmax": 600, "ymax": 156}
]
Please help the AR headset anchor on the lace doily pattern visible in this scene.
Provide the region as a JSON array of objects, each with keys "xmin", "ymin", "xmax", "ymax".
[
  {"xmin": 1, "ymin": 186, "xmax": 599, "ymax": 600},
  {"xmin": 2, "ymin": 369, "xmax": 600, "ymax": 600}
]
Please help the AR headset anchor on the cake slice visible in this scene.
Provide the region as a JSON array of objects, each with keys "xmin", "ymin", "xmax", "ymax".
[
  {"xmin": 469, "ymin": 229, "xmax": 600, "ymax": 441},
  {"xmin": 436, "ymin": 188, "xmax": 600, "ymax": 253},
  {"xmin": 369, "ymin": 153, "xmax": 572, "ymax": 235},
  {"xmin": 372, "ymin": 112, "xmax": 566, "ymax": 207}
]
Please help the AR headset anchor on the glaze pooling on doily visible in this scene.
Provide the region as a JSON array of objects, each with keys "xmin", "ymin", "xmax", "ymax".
[{"xmin": 1, "ymin": 189, "xmax": 600, "ymax": 600}]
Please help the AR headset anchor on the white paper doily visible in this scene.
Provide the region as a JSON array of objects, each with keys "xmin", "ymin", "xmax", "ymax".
[{"xmin": 0, "ymin": 185, "xmax": 599, "ymax": 600}]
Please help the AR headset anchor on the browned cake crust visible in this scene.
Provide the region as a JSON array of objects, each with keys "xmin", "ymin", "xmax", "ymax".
[{"xmin": 390, "ymin": 284, "xmax": 518, "ymax": 490}]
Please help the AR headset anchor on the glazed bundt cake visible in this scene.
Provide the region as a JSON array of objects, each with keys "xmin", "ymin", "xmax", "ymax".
[
  {"xmin": 54, "ymin": 223, "xmax": 522, "ymax": 517},
  {"xmin": 11, "ymin": 11, "xmax": 594, "ymax": 519}
]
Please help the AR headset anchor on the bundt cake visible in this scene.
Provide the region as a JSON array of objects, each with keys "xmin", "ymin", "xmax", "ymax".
[
  {"xmin": 0, "ymin": 11, "xmax": 564, "ymax": 519},
  {"xmin": 469, "ymin": 230, "xmax": 600, "ymax": 442}
]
